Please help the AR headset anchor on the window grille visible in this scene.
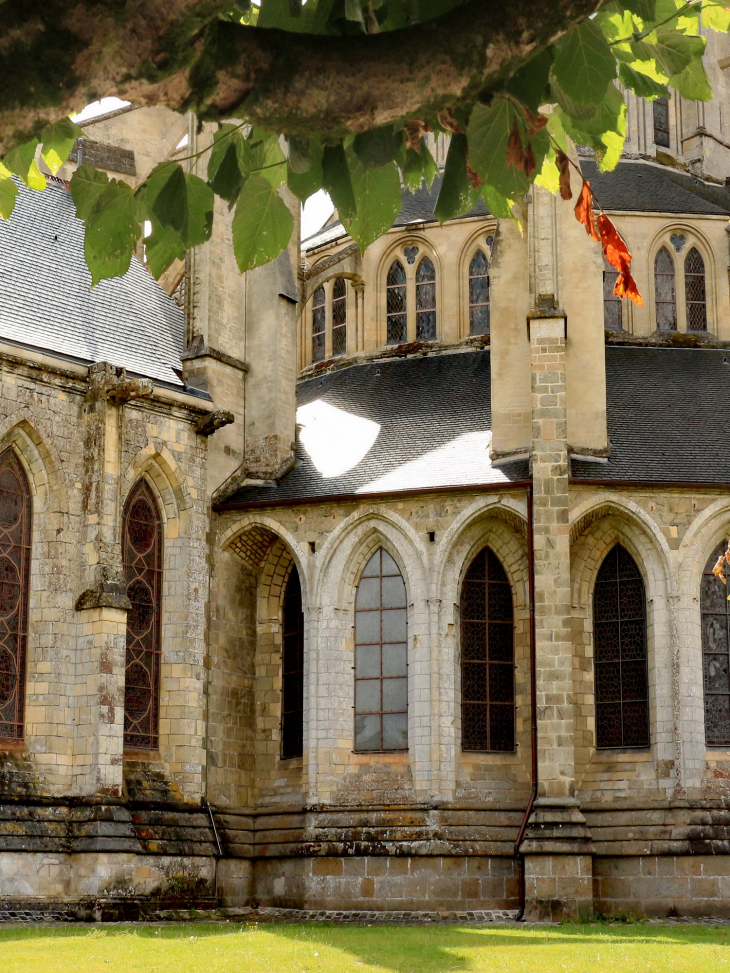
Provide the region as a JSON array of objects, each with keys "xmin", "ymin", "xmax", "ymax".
[
  {"xmin": 415, "ymin": 257, "xmax": 436, "ymax": 340},
  {"xmin": 469, "ymin": 250, "xmax": 490, "ymax": 335},
  {"xmin": 460, "ymin": 547, "xmax": 515, "ymax": 752},
  {"xmin": 0, "ymin": 449, "xmax": 31, "ymax": 741},
  {"xmin": 654, "ymin": 246, "xmax": 677, "ymax": 331},
  {"xmin": 281, "ymin": 567, "xmax": 304, "ymax": 759},
  {"xmin": 685, "ymin": 247, "xmax": 707, "ymax": 331},
  {"xmin": 332, "ymin": 277, "xmax": 347, "ymax": 357},
  {"xmin": 386, "ymin": 261, "xmax": 407, "ymax": 345},
  {"xmin": 354, "ymin": 548, "xmax": 408, "ymax": 752},
  {"xmin": 603, "ymin": 256, "xmax": 622, "ymax": 330},
  {"xmin": 123, "ymin": 480, "xmax": 162, "ymax": 751},
  {"xmin": 312, "ymin": 285, "xmax": 326, "ymax": 362},
  {"xmin": 701, "ymin": 542, "xmax": 730, "ymax": 746},
  {"xmin": 593, "ymin": 544, "xmax": 649, "ymax": 749},
  {"xmin": 653, "ymin": 96, "xmax": 670, "ymax": 148}
]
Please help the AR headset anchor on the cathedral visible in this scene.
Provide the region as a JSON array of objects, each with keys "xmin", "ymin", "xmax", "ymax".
[{"xmin": 2, "ymin": 32, "xmax": 730, "ymax": 922}]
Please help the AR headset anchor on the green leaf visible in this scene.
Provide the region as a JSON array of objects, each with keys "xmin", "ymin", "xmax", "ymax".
[
  {"xmin": 550, "ymin": 76, "xmax": 601, "ymax": 123},
  {"xmin": 353, "ymin": 125, "xmax": 403, "ymax": 169},
  {"xmin": 81, "ymin": 179, "xmax": 142, "ymax": 286},
  {"xmin": 622, "ymin": 0, "xmax": 656, "ymax": 19},
  {"xmin": 651, "ymin": 30, "xmax": 703, "ymax": 77},
  {"xmin": 551, "ymin": 20, "xmax": 616, "ymax": 105},
  {"xmin": 248, "ymin": 130, "xmax": 286, "ymax": 188},
  {"xmin": 40, "ymin": 118, "xmax": 83, "ymax": 175},
  {"xmin": 344, "ymin": 0, "xmax": 366, "ymax": 27},
  {"xmin": 434, "ymin": 133, "xmax": 477, "ymax": 223},
  {"xmin": 505, "ymin": 46, "xmax": 555, "ymax": 113},
  {"xmin": 287, "ymin": 136, "xmax": 313, "ymax": 174},
  {"xmin": 321, "ymin": 142, "xmax": 356, "ymax": 221},
  {"xmin": 535, "ymin": 148, "xmax": 559, "ymax": 195},
  {"xmin": 144, "ymin": 229, "xmax": 185, "ymax": 280},
  {"xmin": 670, "ymin": 58, "xmax": 712, "ymax": 101},
  {"xmin": 618, "ymin": 63, "xmax": 669, "ymax": 99},
  {"xmin": 209, "ymin": 141, "xmax": 244, "ymax": 204},
  {"xmin": 141, "ymin": 163, "xmax": 214, "ymax": 248},
  {"xmin": 70, "ymin": 164, "xmax": 110, "ymax": 220},
  {"xmin": 704, "ymin": 3, "xmax": 730, "ymax": 32},
  {"xmin": 231, "ymin": 175, "xmax": 294, "ymax": 273},
  {"xmin": 0, "ymin": 177, "xmax": 17, "ymax": 220},
  {"xmin": 481, "ymin": 185, "xmax": 514, "ymax": 220},
  {"xmin": 287, "ymin": 140, "xmax": 324, "ymax": 201},
  {"xmin": 342, "ymin": 152, "xmax": 401, "ymax": 251},
  {"xmin": 468, "ymin": 98, "xmax": 549, "ymax": 199},
  {"xmin": 4, "ymin": 138, "xmax": 45, "ymax": 190}
]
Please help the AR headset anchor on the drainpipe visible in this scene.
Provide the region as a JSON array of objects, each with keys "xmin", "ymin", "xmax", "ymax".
[{"xmin": 514, "ymin": 484, "xmax": 538, "ymax": 922}]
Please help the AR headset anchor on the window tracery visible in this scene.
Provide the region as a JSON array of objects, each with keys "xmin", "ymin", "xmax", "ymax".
[
  {"xmin": 312, "ymin": 285, "xmax": 326, "ymax": 362},
  {"xmin": 468, "ymin": 250, "xmax": 490, "ymax": 336},
  {"xmin": 281, "ymin": 567, "xmax": 304, "ymax": 759},
  {"xmin": 354, "ymin": 547, "xmax": 408, "ymax": 751},
  {"xmin": 331, "ymin": 277, "xmax": 347, "ymax": 357},
  {"xmin": 701, "ymin": 541, "xmax": 730, "ymax": 747},
  {"xmin": 460, "ymin": 546, "xmax": 514, "ymax": 752},
  {"xmin": 123, "ymin": 480, "xmax": 162, "ymax": 751},
  {"xmin": 0, "ymin": 449, "xmax": 31, "ymax": 741},
  {"xmin": 415, "ymin": 257, "xmax": 436, "ymax": 341},
  {"xmin": 685, "ymin": 247, "xmax": 707, "ymax": 332},
  {"xmin": 386, "ymin": 260, "xmax": 407, "ymax": 345}
]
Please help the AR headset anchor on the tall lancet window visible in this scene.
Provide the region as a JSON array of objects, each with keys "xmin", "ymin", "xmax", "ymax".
[
  {"xmin": 415, "ymin": 257, "xmax": 436, "ymax": 340},
  {"xmin": 654, "ymin": 246, "xmax": 676, "ymax": 331},
  {"xmin": 123, "ymin": 480, "xmax": 163, "ymax": 751},
  {"xmin": 653, "ymin": 96, "xmax": 670, "ymax": 148},
  {"xmin": 281, "ymin": 567, "xmax": 304, "ymax": 759},
  {"xmin": 685, "ymin": 247, "xmax": 707, "ymax": 332},
  {"xmin": 469, "ymin": 250, "xmax": 490, "ymax": 335},
  {"xmin": 603, "ymin": 255, "xmax": 622, "ymax": 330},
  {"xmin": 354, "ymin": 548, "xmax": 408, "ymax": 751},
  {"xmin": 460, "ymin": 547, "xmax": 514, "ymax": 752},
  {"xmin": 593, "ymin": 545, "xmax": 649, "ymax": 749},
  {"xmin": 701, "ymin": 542, "xmax": 730, "ymax": 746},
  {"xmin": 386, "ymin": 260, "xmax": 407, "ymax": 345},
  {"xmin": 0, "ymin": 449, "xmax": 31, "ymax": 741},
  {"xmin": 312, "ymin": 285, "xmax": 325, "ymax": 362},
  {"xmin": 331, "ymin": 277, "xmax": 347, "ymax": 356}
]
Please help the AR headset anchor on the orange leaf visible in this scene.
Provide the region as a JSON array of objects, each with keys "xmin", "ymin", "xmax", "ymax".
[
  {"xmin": 556, "ymin": 149, "xmax": 572, "ymax": 201},
  {"xmin": 404, "ymin": 120, "xmax": 430, "ymax": 153},
  {"xmin": 574, "ymin": 181, "xmax": 600, "ymax": 241},
  {"xmin": 714, "ymin": 553, "xmax": 728, "ymax": 584},
  {"xmin": 614, "ymin": 269, "xmax": 643, "ymax": 307}
]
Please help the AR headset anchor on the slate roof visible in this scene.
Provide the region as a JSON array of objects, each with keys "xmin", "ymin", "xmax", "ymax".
[
  {"xmin": 580, "ymin": 159, "xmax": 730, "ymax": 216},
  {"xmin": 0, "ymin": 178, "xmax": 186, "ymax": 386},
  {"xmin": 571, "ymin": 346, "xmax": 730, "ymax": 484},
  {"xmin": 217, "ymin": 351, "xmax": 528, "ymax": 508}
]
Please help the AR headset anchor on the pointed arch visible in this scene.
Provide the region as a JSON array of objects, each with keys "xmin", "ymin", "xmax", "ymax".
[
  {"xmin": 685, "ymin": 246, "xmax": 707, "ymax": 332},
  {"xmin": 468, "ymin": 249, "xmax": 490, "ymax": 336},
  {"xmin": 0, "ymin": 448, "xmax": 31, "ymax": 741},
  {"xmin": 415, "ymin": 256, "xmax": 436, "ymax": 340},
  {"xmin": 386, "ymin": 259, "xmax": 407, "ymax": 345},
  {"xmin": 654, "ymin": 246, "xmax": 676, "ymax": 331}
]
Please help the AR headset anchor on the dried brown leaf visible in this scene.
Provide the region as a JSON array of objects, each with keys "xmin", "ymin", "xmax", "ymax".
[
  {"xmin": 466, "ymin": 157, "xmax": 483, "ymax": 189},
  {"xmin": 404, "ymin": 119, "xmax": 430, "ymax": 153},
  {"xmin": 556, "ymin": 149, "xmax": 572, "ymax": 201},
  {"xmin": 437, "ymin": 106, "xmax": 463, "ymax": 134}
]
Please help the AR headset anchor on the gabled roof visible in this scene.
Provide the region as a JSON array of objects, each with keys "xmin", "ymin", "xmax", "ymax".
[
  {"xmin": 0, "ymin": 179, "xmax": 186, "ymax": 386},
  {"xmin": 581, "ymin": 159, "xmax": 730, "ymax": 216}
]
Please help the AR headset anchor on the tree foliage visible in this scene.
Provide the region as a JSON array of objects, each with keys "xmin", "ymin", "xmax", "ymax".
[{"xmin": 0, "ymin": 0, "xmax": 728, "ymax": 283}]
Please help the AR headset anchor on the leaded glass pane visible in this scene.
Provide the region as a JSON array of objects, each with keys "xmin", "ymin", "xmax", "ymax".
[
  {"xmin": 386, "ymin": 260, "xmax": 407, "ymax": 345},
  {"xmin": 685, "ymin": 247, "xmax": 707, "ymax": 331},
  {"xmin": 469, "ymin": 250, "xmax": 490, "ymax": 336},
  {"xmin": 416, "ymin": 257, "xmax": 436, "ymax": 340},
  {"xmin": 593, "ymin": 544, "xmax": 649, "ymax": 749},
  {"xmin": 654, "ymin": 247, "xmax": 676, "ymax": 331},
  {"xmin": 332, "ymin": 277, "xmax": 347, "ymax": 356},
  {"xmin": 460, "ymin": 546, "xmax": 514, "ymax": 751},
  {"xmin": 603, "ymin": 256, "xmax": 622, "ymax": 330},
  {"xmin": 312, "ymin": 285, "xmax": 326, "ymax": 361},
  {"xmin": 281, "ymin": 568, "xmax": 304, "ymax": 759},
  {"xmin": 702, "ymin": 541, "xmax": 730, "ymax": 746}
]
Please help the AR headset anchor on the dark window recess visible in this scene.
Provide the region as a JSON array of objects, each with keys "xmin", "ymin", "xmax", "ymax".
[
  {"xmin": 415, "ymin": 257, "xmax": 437, "ymax": 340},
  {"xmin": 354, "ymin": 548, "xmax": 408, "ymax": 752},
  {"xmin": 312, "ymin": 285, "xmax": 326, "ymax": 362},
  {"xmin": 593, "ymin": 544, "xmax": 649, "ymax": 749},
  {"xmin": 469, "ymin": 250, "xmax": 490, "ymax": 335},
  {"xmin": 701, "ymin": 541, "xmax": 730, "ymax": 746},
  {"xmin": 281, "ymin": 568, "xmax": 304, "ymax": 759},
  {"xmin": 654, "ymin": 246, "xmax": 677, "ymax": 331},
  {"xmin": 332, "ymin": 277, "xmax": 347, "ymax": 357},
  {"xmin": 603, "ymin": 256, "xmax": 622, "ymax": 330},
  {"xmin": 123, "ymin": 480, "xmax": 163, "ymax": 751},
  {"xmin": 460, "ymin": 547, "xmax": 515, "ymax": 752},
  {"xmin": 653, "ymin": 96, "xmax": 670, "ymax": 148},
  {"xmin": 685, "ymin": 247, "xmax": 707, "ymax": 331},
  {"xmin": 386, "ymin": 260, "xmax": 407, "ymax": 344},
  {"xmin": 0, "ymin": 449, "xmax": 31, "ymax": 741}
]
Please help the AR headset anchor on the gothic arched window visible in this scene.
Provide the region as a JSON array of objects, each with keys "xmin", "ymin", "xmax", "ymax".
[
  {"xmin": 354, "ymin": 547, "xmax": 407, "ymax": 751},
  {"xmin": 593, "ymin": 544, "xmax": 649, "ymax": 749},
  {"xmin": 701, "ymin": 542, "xmax": 730, "ymax": 746},
  {"xmin": 386, "ymin": 260, "xmax": 407, "ymax": 345},
  {"xmin": 415, "ymin": 257, "xmax": 436, "ymax": 340},
  {"xmin": 332, "ymin": 277, "xmax": 347, "ymax": 357},
  {"xmin": 0, "ymin": 449, "xmax": 31, "ymax": 741},
  {"xmin": 654, "ymin": 246, "xmax": 676, "ymax": 331},
  {"xmin": 685, "ymin": 247, "xmax": 707, "ymax": 332},
  {"xmin": 123, "ymin": 480, "xmax": 162, "ymax": 751},
  {"xmin": 312, "ymin": 285, "xmax": 325, "ymax": 362},
  {"xmin": 653, "ymin": 95, "xmax": 670, "ymax": 148},
  {"xmin": 281, "ymin": 567, "xmax": 304, "ymax": 759},
  {"xmin": 603, "ymin": 254, "xmax": 622, "ymax": 330},
  {"xmin": 460, "ymin": 546, "xmax": 514, "ymax": 752},
  {"xmin": 469, "ymin": 250, "xmax": 490, "ymax": 336}
]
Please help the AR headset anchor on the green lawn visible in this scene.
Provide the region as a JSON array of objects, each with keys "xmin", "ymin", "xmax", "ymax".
[{"xmin": 0, "ymin": 922, "xmax": 728, "ymax": 973}]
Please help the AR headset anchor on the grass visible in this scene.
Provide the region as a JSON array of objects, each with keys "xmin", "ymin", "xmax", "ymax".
[{"xmin": 0, "ymin": 921, "xmax": 729, "ymax": 973}]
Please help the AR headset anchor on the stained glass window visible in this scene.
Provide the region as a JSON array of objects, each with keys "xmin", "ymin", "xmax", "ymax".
[
  {"xmin": 281, "ymin": 567, "xmax": 304, "ymax": 759},
  {"xmin": 386, "ymin": 260, "xmax": 407, "ymax": 345},
  {"xmin": 0, "ymin": 449, "xmax": 31, "ymax": 741},
  {"xmin": 123, "ymin": 480, "xmax": 162, "ymax": 751},
  {"xmin": 460, "ymin": 547, "xmax": 514, "ymax": 752},
  {"xmin": 332, "ymin": 277, "xmax": 347, "ymax": 357},
  {"xmin": 593, "ymin": 544, "xmax": 649, "ymax": 749},
  {"xmin": 469, "ymin": 250, "xmax": 490, "ymax": 336},
  {"xmin": 312, "ymin": 285, "xmax": 326, "ymax": 362},
  {"xmin": 654, "ymin": 247, "xmax": 676, "ymax": 331},
  {"xmin": 416, "ymin": 257, "xmax": 436, "ymax": 340},
  {"xmin": 354, "ymin": 548, "xmax": 407, "ymax": 751},
  {"xmin": 685, "ymin": 247, "xmax": 707, "ymax": 332},
  {"xmin": 701, "ymin": 542, "xmax": 730, "ymax": 746},
  {"xmin": 603, "ymin": 255, "xmax": 622, "ymax": 330},
  {"xmin": 653, "ymin": 96, "xmax": 670, "ymax": 148}
]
